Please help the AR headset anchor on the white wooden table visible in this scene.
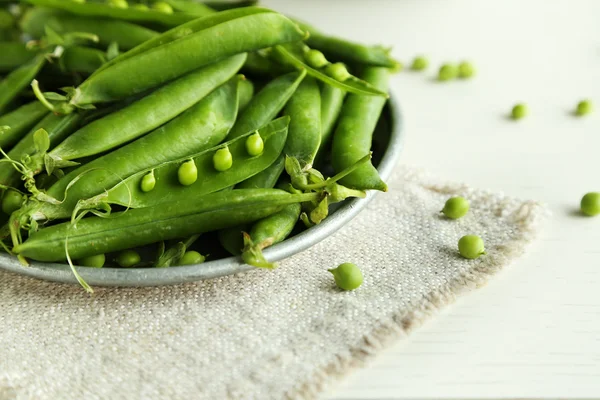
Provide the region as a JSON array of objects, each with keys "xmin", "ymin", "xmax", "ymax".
[{"xmin": 263, "ymin": 0, "xmax": 600, "ymax": 398}]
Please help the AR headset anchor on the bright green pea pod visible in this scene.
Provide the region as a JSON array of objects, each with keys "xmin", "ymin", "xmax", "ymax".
[
  {"xmin": 24, "ymin": 0, "xmax": 197, "ymax": 27},
  {"xmin": 0, "ymin": 101, "xmax": 48, "ymax": 150},
  {"xmin": 0, "ymin": 42, "xmax": 36, "ymax": 73},
  {"xmin": 226, "ymin": 69, "xmax": 306, "ymax": 140},
  {"xmin": 271, "ymin": 45, "xmax": 388, "ymax": 98},
  {"xmin": 20, "ymin": 8, "xmax": 159, "ymax": 51},
  {"xmin": 163, "ymin": 0, "xmax": 216, "ymax": 15},
  {"xmin": 0, "ymin": 54, "xmax": 46, "ymax": 114},
  {"xmin": 293, "ymin": 20, "xmax": 400, "ymax": 69},
  {"xmin": 50, "ymin": 46, "xmax": 107, "ymax": 75},
  {"xmin": 0, "ymin": 112, "xmax": 84, "ymax": 189},
  {"xmin": 236, "ymin": 154, "xmax": 285, "ymax": 189},
  {"xmin": 284, "ymin": 76, "xmax": 321, "ymax": 168},
  {"xmin": 83, "ymin": 116, "xmax": 289, "ymax": 210},
  {"xmin": 241, "ymin": 203, "xmax": 301, "ymax": 268},
  {"xmin": 237, "ymin": 77, "xmax": 254, "ymax": 112},
  {"xmin": 316, "ymin": 84, "xmax": 346, "ymax": 162},
  {"xmin": 47, "ymin": 54, "xmax": 246, "ymax": 165},
  {"xmin": 94, "ymin": 7, "xmax": 270, "ymax": 76},
  {"xmin": 332, "ymin": 67, "xmax": 390, "ymax": 191},
  {"xmin": 14, "ymin": 189, "xmax": 319, "ymax": 262},
  {"xmin": 12, "ymin": 77, "xmax": 240, "ymax": 231}
]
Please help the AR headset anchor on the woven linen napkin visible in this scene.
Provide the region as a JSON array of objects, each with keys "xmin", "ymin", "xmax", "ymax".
[{"xmin": 0, "ymin": 166, "xmax": 545, "ymax": 400}]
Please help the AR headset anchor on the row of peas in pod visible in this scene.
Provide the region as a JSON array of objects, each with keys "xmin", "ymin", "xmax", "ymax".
[{"xmin": 0, "ymin": 0, "xmax": 399, "ymax": 292}]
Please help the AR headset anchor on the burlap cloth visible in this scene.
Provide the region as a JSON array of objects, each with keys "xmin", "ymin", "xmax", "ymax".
[{"xmin": 0, "ymin": 166, "xmax": 546, "ymax": 400}]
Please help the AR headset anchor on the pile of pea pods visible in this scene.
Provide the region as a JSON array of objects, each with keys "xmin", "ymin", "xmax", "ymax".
[{"xmin": 0, "ymin": 0, "xmax": 399, "ymax": 288}]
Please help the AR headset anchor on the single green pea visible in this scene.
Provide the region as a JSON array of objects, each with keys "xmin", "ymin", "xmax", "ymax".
[
  {"xmin": 458, "ymin": 235, "xmax": 486, "ymax": 259},
  {"xmin": 140, "ymin": 170, "xmax": 156, "ymax": 192},
  {"xmin": 326, "ymin": 63, "xmax": 351, "ymax": 82},
  {"xmin": 580, "ymin": 192, "xmax": 600, "ymax": 216},
  {"xmin": 107, "ymin": 0, "xmax": 128, "ymax": 8},
  {"xmin": 438, "ymin": 64, "xmax": 458, "ymax": 81},
  {"xmin": 442, "ymin": 196, "xmax": 470, "ymax": 219},
  {"xmin": 305, "ymin": 49, "xmax": 328, "ymax": 69},
  {"xmin": 213, "ymin": 146, "xmax": 233, "ymax": 172},
  {"xmin": 152, "ymin": 1, "xmax": 174, "ymax": 13},
  {"xmin": 411, "ymin": 56, "xmax": 428, "ymax": 71},
  {"xmin": 178, "ymin": 160, "xmax": 198, "ymax": 186},
  {"xmin": 131, "ymin": 3, "xmax": 149, "ymax": 10},
  {"xmin": 116, "ymin": 250, "xmax": 141, "ymax": 267},
  {"xmin": 77, "ymin": 254, "xmax": 105, "ymax": 268},
  {"xmin": 2, "ymin": 189, "xmax": 23, "ymax": 215},
  {"xmin": 511, "ymin": 103, "xmax": 528, "ymax": 120},
  {"xmin": 329, "ymin": 262, "xmax": 363, "ymax": 291},
  {"xmin": 576, "ymin": 99, "xmax": 593, "ymax": 116},
  {"xmin": 458, "ymin": 61, "xmax": 475, "ymax": 78},
  {"xmin": 179, "ymin": 251, "xmax": 205, "ymax": 266},
  {"xmin": 245, "ymin": 132, "xmax": 264, "ymax": 157}
]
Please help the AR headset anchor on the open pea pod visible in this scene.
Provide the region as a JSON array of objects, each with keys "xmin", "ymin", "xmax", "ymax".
[
  {"xmin": 82, "ymin": 116, "xmax": 290, "ymax": 210},
  {"xmin": 271, "ymin": 45, "xmax": 388, "ymax": 98},
  {"xmin": 24, "ymin": 0, "xmax": 198, "ymax": 27}
]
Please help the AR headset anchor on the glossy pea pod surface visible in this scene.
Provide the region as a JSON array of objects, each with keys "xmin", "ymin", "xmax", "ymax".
[
  {"xmin": 0, "ymin": 54, "xmax": 46, "ymax": 114},
  {"xmin": 331, "ymin": 66, "xmax": 390, "ymax": 191},
  {"xmin": 21, "ymin": 8, "xmax": 160, "ymax": 51},
  {"xmin": 90, "ymin": 116, "xmax": 290, "ymax": 209},
  {"xmin": 69, "ymin": 9, "xmax": 306, "ymax": 107},
  {"xmin": 50, "ymin": 54, "xmax": 246, "ymax": 163},
  {"xmin": 0, "ymin": 101, "xmax": 49, "ymax": 150},
  {"xmin": 14, "ymin": 189, "xmax": 319, "ymax": 262},
  {"xmin": 27, "ymin": 77, "xmax": 240, "ymax": 222},
  {"xmin": 316, "ymin": 83, "xmax": 346, "ymax": 162}
]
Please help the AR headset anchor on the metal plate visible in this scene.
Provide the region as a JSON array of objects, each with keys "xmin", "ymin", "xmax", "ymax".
[{"xmin": 0, "ymin": 95, "xmax": 403, "ymax": 287}]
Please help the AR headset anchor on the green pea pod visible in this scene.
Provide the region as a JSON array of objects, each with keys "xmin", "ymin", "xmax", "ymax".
[
  {"xmin": 271, "ymin": 45, "xmax": 388, "ymax": 98},
  {"xmin": 163, "ymin": 0, "xmax": 216, "ymax": 15},
  {"xmin": 82, "ymin": 116, "xmax": 289, "ymax": 210},
  {"xmin": 293, "ymin": 20, "xmax": 400, "ymax": 69},
  {"xmin": 236, "ymin": 154, "xmax": 285, "ymax": 189},
  {"xmin": 0, "ymin": 42, "xmax": 36, "ymax": 73},
  {"xmin": 50, "ymin": 46, "xmax": 107, "ymax": 75},
  {"xmin": 47, "ymin": 54, "xmax": 246, "ymax": 165},
  {"xmin": 12, "ymin": 77, "xmax": 240, "ymax": 232},
  {"xmin": 316, "ymin": 84, "xmax": 346, "ymax": 162},
  {"xmin": 0, "ymin": 54, "xmax": 46, "ymax": 114},
  {"xmin": 56, "ymin": 8, "xmax": 305, "ymax": 111},
  {"xmin": 241, "ymin": 51, "xmax": 287, "ymax": 77},
  {"xmin": 241, "ymin": 203, "xmax": 301, "ymax": 268},
  {"xmin": 205, "ymin": 1, "xmax": 258, "ymax": 10},
  {"xmin": 332, "ymin": 66, "xmax": 390, "ymax": 191},
  {"xmin": 20, "ymin": 8, "xmax": 159, "ymax": 51},
  {"xmin": 94, "ymin": 7, "xmax": 269, "ymax": 76},
  {"xmin": 237, "ymin": 77, "xmax": 254, "ymax": 112},
  {"xmin": 0, "ymin": 112, "xmax": 84, "ymax": 189},
  {"xmin": 24, "ymin": 0, "xmax": 197, "ymax": 27},
  {"xmin": 14, "ymin": 189, "xmax": 319, "ymax": 262},
  {"xmin": 283, "ymin": 76, "xmax": 321, "ymax": 168},
  {"xmin": 227, "ymin": 69, "xmax": 306, "ymax": 140},
  {"xmin": 0, "ymin": 101, "xmax": 48, "ymax": 150}
]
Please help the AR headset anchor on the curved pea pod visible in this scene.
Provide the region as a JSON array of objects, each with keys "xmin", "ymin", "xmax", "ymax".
[
  {"xmin": 50, "ymin": 46, "xmax": 107, "ymax": 75},
  {"xmin": 12, "ymin": 77, "xmax": 240, "ymax": 231},
  {"xmin": 316, "ymin": 84, "xmax": 346, "ymax": 162},
  {"xmin": 20, "ymin": 8, "xmax": 159, "ymax": 51},
  {"xmin": 46, "ymin": 54, "xmax": 246, "ymax": 165},
  {"xmin": 14, "ymin": 189, "xmax": 320, "ymax": 263},
  {"xmin": 0, "ymin": 54, "xmax": 46, "ymax": 114},
  {"xmin": 241, "ymin": 203, "xmax": 301, "ymax": 268},
  {"xmin": 293, "ymin": 19, "xmax": 400, "ymax": 69},
  {"xmin": 0, "ymin": 101, "xmax": 48, "ymax": 150},
  {"xmin": 81, "ymin": 116, "xmax": 290, "ymax": 210},
  {"xmin": 283, "ymin": 76, "xmax": 321, "ymax": 168},
  {"xmin": 332, "ymin": 67, "xmax": 390, "ymax": 191},
  {"xmin": 0, "ymin": 42, "xmax": 36, "ymax": 73},
  {"xmin": 236, "ymin": 154, "xmax": 285, "ymax": 189},
  {"xmin": 56, "ymin": 9, "xmax": 306, "ymax": 111},
  {"xmin": 0, "ymin": 112, "xmax": 84, "ymax": 189},
  {"xmin": 271, "ymin": 45, "xmax": 388, "ymax": 98},
  {"xmin": 24, "ymin": 0, "xmax": 197, "ymax": 27},
  {"xmin": 226, "ymin": 69, "xmax": 306, "ymax": 140},
  {"xmin": 237, "ymin": 77, "xmax": 254, "ymax": 112}
]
